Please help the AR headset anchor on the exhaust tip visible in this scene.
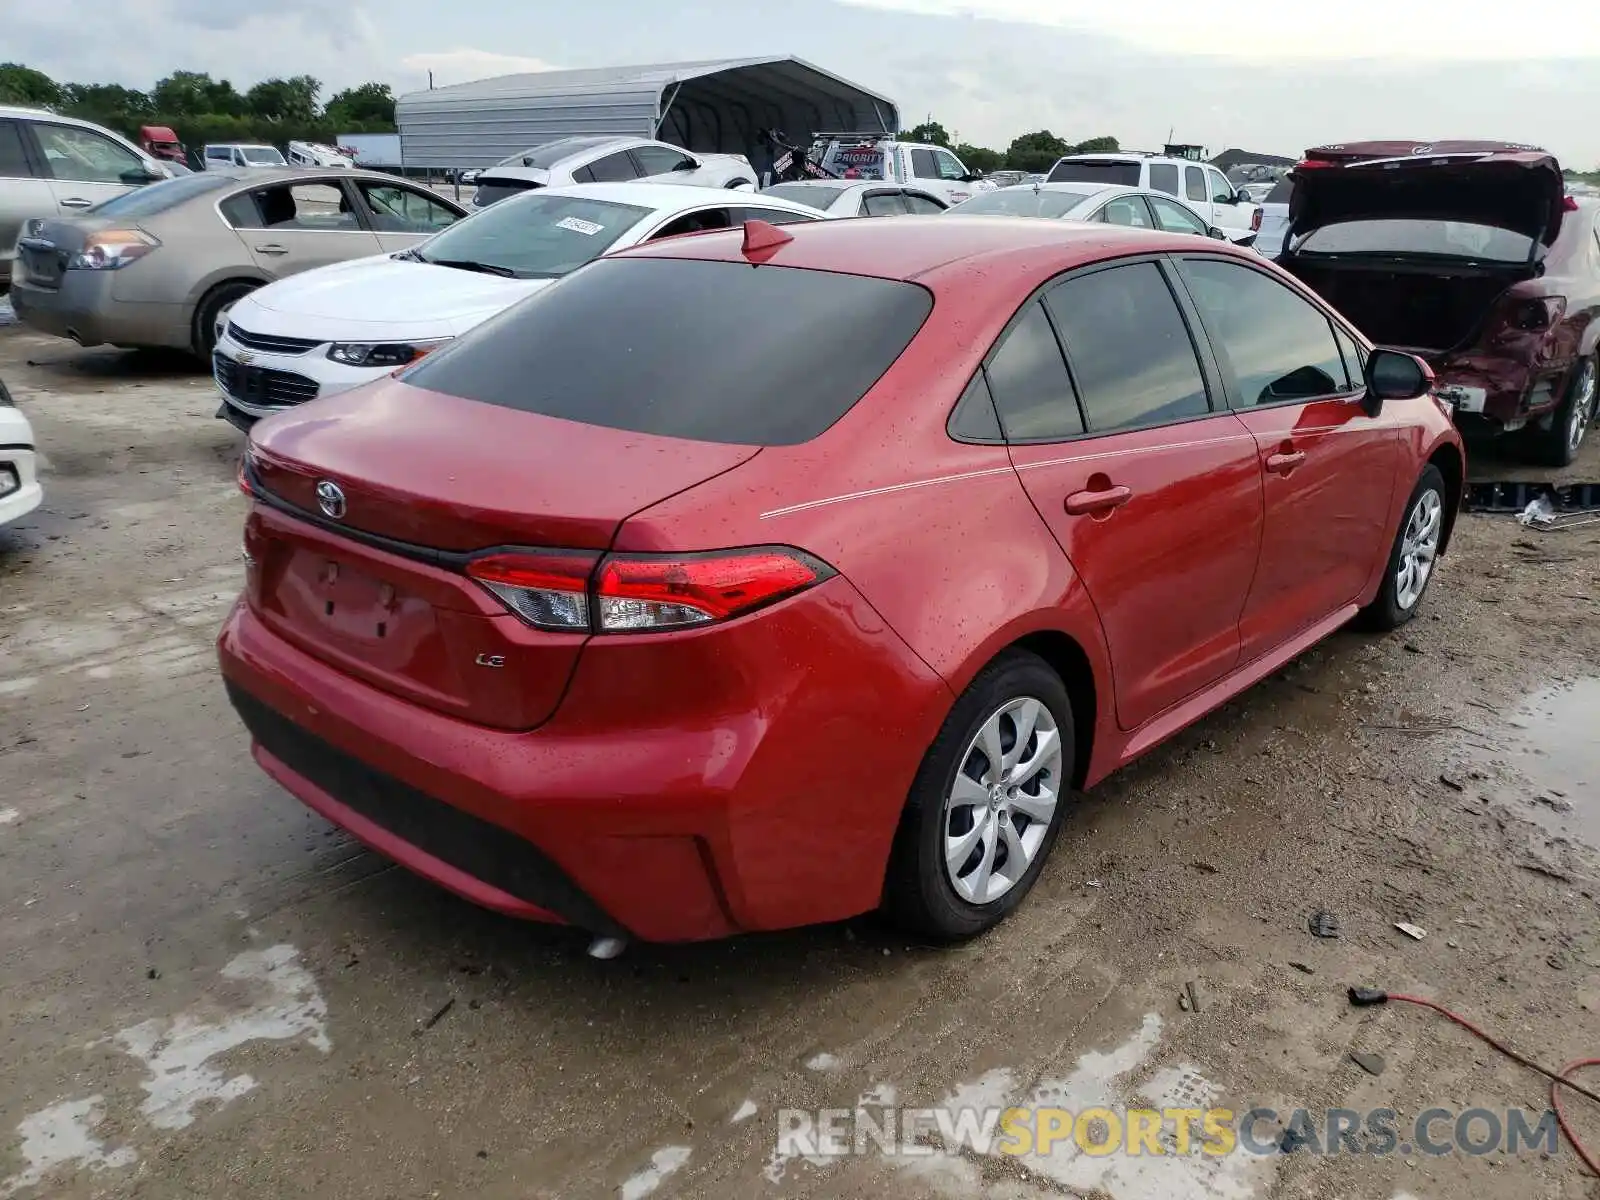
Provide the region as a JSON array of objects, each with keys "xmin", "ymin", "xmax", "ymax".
[{"xmin": 586, "ymin": 936, "xmax": 627, "ymax": 960}]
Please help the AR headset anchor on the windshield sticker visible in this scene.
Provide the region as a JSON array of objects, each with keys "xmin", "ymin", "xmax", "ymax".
[{"xmin": 556, "ymin": 216, "xmax": 605, "ymax": 236}]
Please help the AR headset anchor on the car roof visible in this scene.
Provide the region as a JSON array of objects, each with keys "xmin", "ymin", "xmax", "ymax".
[
  {"xmin": 613, "ymin": 213, "xmax": 1242, "ymax": 286},
  {"xmin": 207, "ymin": 143, "xmax": 279, "ymax": 151},
  {"xmin": 518, "ymin": 181, "xmax": 823, "ymax": 216}
]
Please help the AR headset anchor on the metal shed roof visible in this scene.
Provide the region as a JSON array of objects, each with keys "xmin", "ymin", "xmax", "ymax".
[{"xmin": 395, "ymin": 55, "xmax": 899, "ymax": 169}]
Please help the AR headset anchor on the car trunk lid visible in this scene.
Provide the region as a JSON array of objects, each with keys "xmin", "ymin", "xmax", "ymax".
[
  {"xmin": 242, "ymin": 379, "xmax": 761, "ymax": 729},
  {"xmin": 1288, "ymin": 142, "xmax": 1566, "ymax": 245},
  {"xmin": 14, "ymin": 217, "xmax": 119, "ymax": 291}
]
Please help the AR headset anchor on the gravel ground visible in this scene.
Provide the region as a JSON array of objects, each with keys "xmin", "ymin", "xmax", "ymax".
[{"xmin": 0, "ymin": 323, "xmax": 1597, "ymax": 1200}]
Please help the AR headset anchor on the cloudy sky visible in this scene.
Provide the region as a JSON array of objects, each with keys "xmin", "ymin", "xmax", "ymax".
[{"xmin": 14, "ymin": 0, "xmax": 1600, "ymax": 167}]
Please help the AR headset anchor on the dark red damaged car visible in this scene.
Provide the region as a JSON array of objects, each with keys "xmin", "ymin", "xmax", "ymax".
[
  {"xmin": 1279, "ymin": 140, "xmax": 1600, "ymax": 464},
  {"xmin": 219, "ymin": 216, "xmax": 1463, "ymax": 949}
]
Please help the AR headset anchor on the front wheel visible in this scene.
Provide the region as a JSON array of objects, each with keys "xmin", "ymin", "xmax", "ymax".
[
  {"xmin": 882, "ymin": 650, "xmax": 1074, "ymax": 941},
  {"xmin": 1359, "ymin": 464, "xmax": 1447, "ymax": 631}
]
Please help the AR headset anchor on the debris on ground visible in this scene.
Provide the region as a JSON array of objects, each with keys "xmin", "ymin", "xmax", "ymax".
[
  {"xmin": 1350, "ymin": 1051, "xmax": 1387, "ymax": 1077},
  {"xmin": 1178, "ymin": 991, "xmax": 1190, "ymax": 1012},
  {"xmin": 1309, "ymin": 912, "xmax": 1341, "ymax": 939},
  {"xmin": 1439, "ymin": 774, "xmax": 1465, "ymax": 792},
  {"xmin": 417, "ymin": 997, "xmax": 456, "ymax": 1033},
  {"xmin": 1519, "ymin": 494, "xmax": 1558, "ymax": 526},
  {"xmin": 1289, "ymin": 961, "xmax": 1316, "ymax": 975},
  {"xmin": 1185, "ymin": 980, "xmax": 1202, "ymax": 1013},
  {"xmin": 1394, "ymin": 922, "xmax": 1428, "ymax": 940}
]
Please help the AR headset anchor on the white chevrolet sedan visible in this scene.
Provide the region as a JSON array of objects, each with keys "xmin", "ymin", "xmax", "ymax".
[
  {"xmin": 0, "ymin": 378, "xmax": 42, "ymax": 529},
  {"xmin": 212, "ymin": 182, "xmax": 828, "ymax": 430}
]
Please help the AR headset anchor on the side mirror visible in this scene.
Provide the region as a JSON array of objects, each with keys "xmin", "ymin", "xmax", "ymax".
[
  {"xmin": 1235, "ymin": 188, "xmax": 1252, "ymax": 204},
  {"xmin": 1207, "ymin": 225, "xmax": 1228, "ymax": 240},
  {"xmin": 962, "ymin": 171, "xmax": 982, "ymax": 183},
  {"xmin": 120, "ymin": 167, "xmax": 163, "ymax": 186},
  {"xmin": 672, "ymin": 159, "xmax": 696, "ymax": 171},
  {"xmin": 1363, "ymin": 348, "xmax": 1433, "ymax": 415}
]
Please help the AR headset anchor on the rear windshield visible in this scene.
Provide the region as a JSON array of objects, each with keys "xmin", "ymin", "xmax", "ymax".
[
  {"xmin": 90, "ymin": 172, "xmax": 231, "ymax": 217},
  {"xmin": 400, "ymin": 257, "xmax": 934, "ymax": 445},
  {"xmin": 502, "ymin": 137, "xmax": 614, "ymax": 169},
  {"xmin": 761, "ymin": 183, "xmax": 846, "ymax": 210},
  {"xmin": 417, "ymin": 193, "xmax": 650, "ymax": 278},
  {"xmin": 1047, "ymin": 159, "xmax": 1140, "ymax": 186},
  {"xmin": 950, "ymin": 187, "xmax": 1095, "ymax": 218},
  {"xmin": 474, "ymin": 176, "xmax": 543, "ymax": 207},
  {"xmin": 1298, "ymin": 219, "xmax": 1534, "ymax": 262}
]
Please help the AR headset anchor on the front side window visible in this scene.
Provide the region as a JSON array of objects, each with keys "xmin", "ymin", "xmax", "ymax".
[
  {"xmin": 1045, "ymin": 263, "xmax": 1210, "ymax": 433},
  {"xmin": 984, "ymin": 302, "xmax": 1083, "ymax": 441},
  {"xmin": 206, "ymin": 146, "xmax": 231, "ymax": 161},
  {"xmin": 910, "ymin": 148, "xmax": 940, "ymax": 179},
  {"xmin": 1096, "ymin": 195, "xmax": 1153, "ymax": 228},
  {"xmin": 632, "ymin": 145, "xmax": 695, "ymax": 176},
  {"xmin": 1179, "ymin": 258, "xmax": 1353, "ymax": 404},
  {"xmin": 399, "ymin": 258, "xmax": 933, "ymax": 446},
  {"xmin": 358, "ymin": 182, "xmax": 460, "ymax": 232},
  {"xmin": 1148, "ymin": 164, "xmax": 1179, "ymax": 195},
  {"xmin": 34, "ymin": 123, "xmax": 142, "ymax": 184},
  {"xmin": 934, "ymin": 150, "xmax": 967, "ymax": 180},
  {"xmin": 1184, "ymin": 166, "xmax": 1207, "ymax": 202},
  {"xmin": 416, "ymin": 193, "xmax": 651, "ymax": 276},
  {"xmin": 1207, "ymin": 169, "xmax": 1234, "ymax": 205},
  {"xmin": 651, "ymin": 208, "xmax": 733, "ymax": 239},
  {"xmin": 1148, "ymin": 195, "xmax": 1209, "ymax": 236}
]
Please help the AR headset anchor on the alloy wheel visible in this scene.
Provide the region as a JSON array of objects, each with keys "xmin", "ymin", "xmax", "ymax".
[
  {"xmin": 942, "ymin": 697, "xmax": 1062, "ymax": 905},
  {"xmin": 1395, "ymin": 488, "xmax": 1443, "ymax": 611},
  {"xmin": 1568, "ymin": 358, "xmax": 1597, "ymax": 454}
]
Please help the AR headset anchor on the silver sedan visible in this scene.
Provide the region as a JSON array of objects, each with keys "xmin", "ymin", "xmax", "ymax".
[{"xmin": 946, "ymin": 182, "xmax": 1231, "ymax": 240}]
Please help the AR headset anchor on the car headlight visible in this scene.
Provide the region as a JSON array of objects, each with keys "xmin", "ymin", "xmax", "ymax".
[
  {"xmin": 327, "ymin": 338, "xmax": 453, "ymax": 368},
  {"xmin": 67, "ymin": 229, "xmax": 160, "ymax": 271}
]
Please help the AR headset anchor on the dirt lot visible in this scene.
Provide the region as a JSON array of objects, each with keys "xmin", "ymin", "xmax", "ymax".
[{"xmin": 1, "ymin": 317, "xmax": 1597, "ymax": 1200}]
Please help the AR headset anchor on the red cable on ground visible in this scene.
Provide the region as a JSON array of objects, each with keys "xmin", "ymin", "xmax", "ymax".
[{"xmin": 1384, "ymin": 992, "xmax": 1600, "ymax": 1176}]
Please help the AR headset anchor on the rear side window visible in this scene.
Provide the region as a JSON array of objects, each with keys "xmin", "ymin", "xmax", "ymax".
[
  {"xmin": 1046, "ymin": 159, "xmax": 1140, "ymax": 186},
  {"xmin": 1096, "ymin": 195, "xmax": 1153, "ymax": 228},
  {"xmin": 89, "ymin": 172, "xmax": 231, "ymax": 218},
  {"xmin": 1148, "ymin": 164, "xmax": 1179, "ymax": 195},
  {"xmin": 1045, "ymin": 263, "xmax": 1210, "ymax": 432},
  {"xmin": 587, "ymin": 151, "xmax": 640, "ymax": 182},
  {"xmin": 401, "ymin": 258, "xmax": 934, "ymax": 446},
  {"xmin": 732, "ymin": 206, "xmax": 818, "ymax": 226},
  {"xmin": 1179, "ymin": 258, "xmax": 1352, "ymax": 403},
  {"xmin": 984, "ymin": 302, "xmax": 1083, "ymax": 441}
]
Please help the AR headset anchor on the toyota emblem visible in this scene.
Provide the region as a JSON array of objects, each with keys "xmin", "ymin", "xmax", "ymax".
[{"xmin": 316, "ymin": 480, "xmax": 346, "ymax": 519}]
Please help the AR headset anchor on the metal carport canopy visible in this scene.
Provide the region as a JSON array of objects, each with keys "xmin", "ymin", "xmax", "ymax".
[{"xmin": 395, "ymin": 56, "xmax": 899, "ymax": 168}]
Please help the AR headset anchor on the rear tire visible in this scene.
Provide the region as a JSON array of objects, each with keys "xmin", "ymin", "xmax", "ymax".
[
  {"xmin": 1530, "ymin": 354, "xmax": 1597, "ymax": 467},
  {"xmin": 882, "ymin": 650, "xmax": 1075, "ymax": 941},
  {"xmin": 1359, "ymin": 464, "xmax": 1447, "ymax": 631},
  {"xmin": 192, "ymin": 280, "xmax": 258, "ymax": 360}
]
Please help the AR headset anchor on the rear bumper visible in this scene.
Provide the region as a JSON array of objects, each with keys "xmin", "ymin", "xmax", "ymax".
[
  {"xmin": 1432, "ymin": 355, "xmax": 1563, "ymax": 428},
  {"xmin": 9, "ymin": 273, "xmax": 188, "ymax": 350},
  {"xmin": 217, "ymin": 580, "xmax": 951, "ymax": 942}
]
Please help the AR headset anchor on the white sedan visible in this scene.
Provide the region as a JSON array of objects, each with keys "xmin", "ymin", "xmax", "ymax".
[
  {"xmin": 0, "ymin": 380, "xmax": 42, "ymax": 529},
  {"xmin": 946, "ymin": 182, "xmax": 1229, "ymax": 239},
  {"xmin": 213, "ymin": 182, "xmax": 829, "ymax": 430},
  {"xmin": 758, "ymin": 180, "xmax": 951, "ymax": 217}
]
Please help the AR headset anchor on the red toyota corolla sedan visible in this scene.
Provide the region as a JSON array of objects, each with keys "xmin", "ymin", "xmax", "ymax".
[{"xmin": 218, "ymin": 216, "xmax": 1464, "ymax": 948}]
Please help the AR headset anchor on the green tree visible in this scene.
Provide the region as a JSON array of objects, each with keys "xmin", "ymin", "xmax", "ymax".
[
  {"xmin": 0, "ymin": 63, "xmax": 61, "ymax": 108},
  {"xmin": 1005, "ymin": 129, "xmax": 1072, "ymax": 173},
  {"xmin": 152, "ymin": 70, "xmax": 246, "ymax": 118},
  {"xmin": 245, "ymin": 75, "xmax": 321, "ymax": 124},
  {"xmin": 1071, "ymin": 135, "xmax": 1119, "ymax": 154},
  {"xmin": 324, "ymin": 82, "xmax": 394, "ymax": 127},
  {"xmin": 905, "ymin": 120, "xmax": 951, "ymax": 148},
  {"xmin": 60, "ymin": 83, "xmax": 151, "ymax": 121},
  {"xmin": 955, "ymin": 143, "xmax": 1003, "ymax": 174}
]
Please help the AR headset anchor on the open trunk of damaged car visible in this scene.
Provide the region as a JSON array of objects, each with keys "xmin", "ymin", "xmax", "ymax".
[{"xmin": 1277, "ymin": 145, "xmax": 1567, "ymax": 357}]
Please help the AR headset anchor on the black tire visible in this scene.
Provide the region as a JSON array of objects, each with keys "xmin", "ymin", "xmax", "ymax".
[
  {"xmin": 191, "ymin": 281, "xmax": 258, "ymax": 360},
  {"xmin": 1528, "ymin": 354, "xmax": 1597, "ymax": 467},
  {"xmin": 882, "ymin": 650, "xmax": 1075, "ymax": 941},
  {"xmin": 1359, "ymin": 464, "xmax": 1447, "ymax": 632}
]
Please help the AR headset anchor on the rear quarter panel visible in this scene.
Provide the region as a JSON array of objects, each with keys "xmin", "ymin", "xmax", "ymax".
[{"xmin": 114, "ymin": 199, "xmax": 263, "ymax": 309}]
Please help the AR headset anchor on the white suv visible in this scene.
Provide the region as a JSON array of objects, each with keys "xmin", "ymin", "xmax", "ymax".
[{"xmin": 1046, "ymin": 153, "xmax": 1261, "ymax": 244}]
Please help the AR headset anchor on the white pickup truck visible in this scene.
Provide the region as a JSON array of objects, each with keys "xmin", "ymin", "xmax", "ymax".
[{"xmin": 801, "ymin": 134, "xmax": 996, "ymax": 207}]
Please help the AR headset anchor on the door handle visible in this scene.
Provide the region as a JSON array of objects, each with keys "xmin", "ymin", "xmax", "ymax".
[
  {"xmin": 254, "ymin": 244, "xmax": 289, "ymax": 255},
  {"xmin": 1265, "ymin": 450, "xmax": 1306, "ymax": 475},
  {"xmin": 59, "ymin": 197, "xmax": 92, "ymax": 209},
  {"xmin": 1064, "ymin": 484, "xmax": 1132, "ymax": 515}
]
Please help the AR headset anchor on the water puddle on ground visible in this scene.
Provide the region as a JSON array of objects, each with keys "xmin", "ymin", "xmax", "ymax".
[{"xmin": 1459, "ymin": 677, "xmax": 1600, "ymax": 845}]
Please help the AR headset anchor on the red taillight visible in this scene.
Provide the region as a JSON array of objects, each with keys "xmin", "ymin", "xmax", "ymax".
[
  {"xmin": 1251, "ymin": 207, "xmax": 1263, "ymax": 231},
  {"xmin": 1563, "ymin": 195, "xmax": 1579, "ymax": 211},
  {"xmin": 236, "ymin": 455, "xmax": 254, "ymax": 496},
  {"xmin": 466, "ymin": 546, "xmax": 835, "ymax": 633}
]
